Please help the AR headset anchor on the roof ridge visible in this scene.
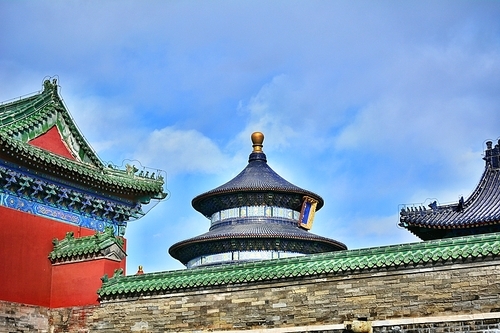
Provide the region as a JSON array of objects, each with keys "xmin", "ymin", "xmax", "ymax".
[
  {"xmin": 0, "ymin": 133, "xmax": 166, "ymax": 195},
  {"xmin": 0, "ymin": 79, "xmax": 103, "ymax": 167},
  {"xmin": 0, "ymin": 89, "xmax": 43, "ymax": 107},
  {"xmin": 99, "ymin": 232, "xmax": 500, "ymax": 300},
  {"xmin": 49, "ymin": 227, "xmax": 125, "ymax": 263}
]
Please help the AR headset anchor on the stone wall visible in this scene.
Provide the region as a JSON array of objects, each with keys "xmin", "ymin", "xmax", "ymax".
[
  {"xmin": 44, "ymin": 259, "xmax": 500, "ymax": 332},
  {"xmin": 373, "ymin": 317, "xmax": 500, "ymax": 333},
  {"xmin": 0, "ymin": 301, "xmax": 49, "ymax": 332}
]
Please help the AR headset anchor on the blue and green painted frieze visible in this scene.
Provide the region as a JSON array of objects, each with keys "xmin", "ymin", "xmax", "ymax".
[{"xmin": 0, "ymin": 163, "xmax": 143, "ymax": 235}]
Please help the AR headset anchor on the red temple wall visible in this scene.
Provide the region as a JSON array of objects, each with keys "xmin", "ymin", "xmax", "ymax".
[
  {"xmin": 0, "ymin": 206, "xmax": 125, "ymax": 307},
  {"xmin": 50, "ymin": 258, "xmax": 124, "ymax": 308},
  {"xmin": 28, "ymin": 126, "xmax": 75, "ymax": 160}
]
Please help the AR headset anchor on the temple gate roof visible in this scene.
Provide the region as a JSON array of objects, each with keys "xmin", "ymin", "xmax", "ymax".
[
  {"xmin": 0, "ymin": 78, "xmax": 166, "ymax": 201},
  {"xmin": 400, "ymin": 139, "xmax": 500, "ymax": 240},
  {"xmin": 0, "ymin": 78, "xmax": 167, "ymax": 234}
]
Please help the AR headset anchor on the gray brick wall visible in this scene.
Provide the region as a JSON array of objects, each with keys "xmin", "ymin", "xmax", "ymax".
[
  {"xmin": 374, "ymin": 319, "xmax": 500, "ymax": 333},
  {"xmin": 2, "ymin": 259, "xmax": 500, "ymax": 332},
  {"xmin": 0, "ymin": 301, "xmax": 49, "ymax": 333},
  {"xmin": 55, "ymin": 260, "xmax": 500, "ymax": 332}
]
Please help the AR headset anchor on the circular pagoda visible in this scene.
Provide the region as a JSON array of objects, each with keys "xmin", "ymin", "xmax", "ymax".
[{"xmin": 169, "ymin": 132, "xmax": 346, "ymax": 268}]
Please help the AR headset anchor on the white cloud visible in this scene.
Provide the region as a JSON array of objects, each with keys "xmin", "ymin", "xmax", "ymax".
[
  {"xmin": 61, "ymin": 91, "xmax": 147, "ymax": 163},
  {"xmin": 2, "ymin": 1, "xmax": 500, "ymax": 271},
  {"xmin": 316, "ymin": 214, "xmax": 421, "ymax": 250},
  {"xmin": 235, "ymin": 74, "xmax": 345, "ymax": 156},
  {"xmin": 134, "ymin": 127, "xmax": 234, "ymax": 176}
]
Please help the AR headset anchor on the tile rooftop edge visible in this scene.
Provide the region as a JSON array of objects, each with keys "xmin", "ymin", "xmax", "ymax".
[
  {"xmin": 0, "ymin": 79, "xmax": 166, "ymax": 197},
  {"xmin": 400, "ymin": 166, "xmax": 500, "ymax": 230},
  {"xmin": 98, "ymin": 232, "xmax": 500, "ymax": 300},
  {"xmin": 49, "ymin": 228, "xmax": 125, "ymax": 262},
  {"xmin": 0, "ymin": 79, "xmax": 102, "ymax": 167},
  {"xmin": 0, "ymin": 133, "xmax": 165, "ymax": 195}
]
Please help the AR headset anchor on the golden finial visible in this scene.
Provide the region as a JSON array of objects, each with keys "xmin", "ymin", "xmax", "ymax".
[{"xmin": 251, "ymin": 132, "xmax": 264, "ymax": 153}]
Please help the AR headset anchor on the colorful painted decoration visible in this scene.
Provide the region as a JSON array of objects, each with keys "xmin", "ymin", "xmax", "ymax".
[{"xmin": 298, "ymin": 196, "xmax": 318, "ymax": 230}]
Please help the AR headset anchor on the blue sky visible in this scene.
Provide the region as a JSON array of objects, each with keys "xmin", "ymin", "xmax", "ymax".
[{"xmin": 1, "ymin": 1, "xmax": 500, "ymax": 273}]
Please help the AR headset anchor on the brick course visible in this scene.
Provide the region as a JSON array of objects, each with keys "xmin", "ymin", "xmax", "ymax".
[
  {"xmin": 57, "ymin": 260, "xmax": 500, "ymax": 332},
  {"xmin": 2, "ymin": 259, "xmax": 500, "ymax": 332},
  {"xmin": 0, "ymin": 301, "xmax": 49, "ymax": 332}
]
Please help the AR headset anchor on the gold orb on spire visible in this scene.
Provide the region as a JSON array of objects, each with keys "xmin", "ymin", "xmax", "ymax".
[{"xmin": 251, "ymin": 132, "xmax": 264, "ymax": 153}]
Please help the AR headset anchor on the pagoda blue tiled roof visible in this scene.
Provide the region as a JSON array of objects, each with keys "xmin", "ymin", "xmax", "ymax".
[
  {"xmin": 400, "ymin": 139, "xmax": 500, "ymax": 240},
  {"xmin": 99, "ymin": 231, "xmax": 500, "ymax": 301},
  {"xmin": 0, "ymin": 78, "xmax": 167, "ymax": 235},
  {"xmin": 191, "ymin": 138, "xmax": 325, "ymax": 217},
  {"xmin": 169, "ymin": 132, "xmax": 346, "ymax": 268}
]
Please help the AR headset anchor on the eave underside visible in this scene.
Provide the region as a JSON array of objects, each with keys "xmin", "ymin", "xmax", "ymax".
[
  {"xmin": 170, "ymin": 235, "xmax": 346, "ymax": 265},
  {"xmin": 406, "ymin": 224, "xmax": 500, "ymax": 241},
  {"xmin": 193, "ymin": 191, "xmax": 313, "ymax": 219},
  {"xmin": 0, "ymin": 138, "xmax": 165, "ymax": 200}
]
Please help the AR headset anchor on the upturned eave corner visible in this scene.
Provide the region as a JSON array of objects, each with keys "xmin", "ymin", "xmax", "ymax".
[{"xmin": 399, "ymin": 138, "xmax": 500, "ymax": 240}]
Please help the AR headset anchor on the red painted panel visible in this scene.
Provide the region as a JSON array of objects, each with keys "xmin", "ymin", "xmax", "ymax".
[
  {"xmin": 28, "ymin": 126, "xmax": 75, "ymax": 160},
  {"xmin": 0, "ymin": 206, "xmax": 126, "ymax": 307},
  {"xmin": 50, "ymin": 258, "xmax": 123, "ymax": 308}
]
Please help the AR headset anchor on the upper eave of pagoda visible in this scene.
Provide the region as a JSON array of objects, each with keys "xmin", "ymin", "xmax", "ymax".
[
  {"xmin": 399, "ymin": 138, "xmax": 500, "ymax": 236},
  {"xmin": 0, "ymin": 78, "xmax": 167, "ymax": 200},
  {"xmin": 191, "ymin": 132, "xmax": 324, "ymax": 217}
]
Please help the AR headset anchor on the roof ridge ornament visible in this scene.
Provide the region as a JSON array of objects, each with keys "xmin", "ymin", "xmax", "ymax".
[
  {"xmin": 249, "ymin": 132, "xmax": 267, "ymax": 163},
  {"xmin": 42, "ymin": 78, "xmax": 58, "ymax": 95},
  {"xmin": 43, "ymin": 79, "xmax": 52, "ymax": 92},
  {"xmin": 484, "ymin": 139, "xmax": 500, "ymax": 169},
  {"xmin": 251, "ymin": 132, "xmax": 264, "ymax": 153}
]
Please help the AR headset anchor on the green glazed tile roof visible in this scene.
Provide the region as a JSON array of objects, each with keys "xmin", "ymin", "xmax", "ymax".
[
  {"xmin": 0, "ymin": 79, "xmax": 101, "ymax": 166},
  {"xmin": 49, "ymin": 227, "xmax": 125, "ymax": 262},
  {"xmin": 0, "ymin": 132, "xmax": 166, "ymax": 195},
  {"xmin": 98, "ymin": 231, "xmax": 500, "ymax": 300},
  {"xmin": 0, "ymin": 79, "xmax": 166, "ymax": 199}
]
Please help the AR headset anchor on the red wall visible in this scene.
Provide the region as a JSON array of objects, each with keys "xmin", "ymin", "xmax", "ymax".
[
  {"xmin": 28, "ymin": 125, "xmax": 75, "ymax": 160},
  {"xmin": 51, "ymin": 258, "xmax": 123, "ymax": 308},
  {"xmin": 0, "ymin": 205, "xmax": 125, "ymax": 307}
]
